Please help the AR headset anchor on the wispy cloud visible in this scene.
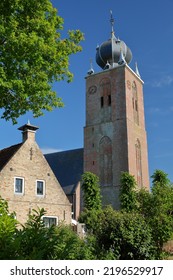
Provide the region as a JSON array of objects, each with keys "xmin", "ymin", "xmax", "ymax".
[
  {"xmin": 147, "ymin": 106, "xmax": 173, "ymax": 115},
  {"xmin": 154, "ymin": 152, "xmax": 173, "ymax": 159},
  {"xmin": 147, "ymin": 107, "xmax": 161, "ymax": 114},
  {"xmin": 150, "ymin": 75, "xmax": 173, "ymax": 88},
  {"xmin": 147, "ymin": 121, "xmax": 159, "ymax": 128},
  {"xmin": 41, "ymin": 147, "xmax": 62, "ymax": 154}
]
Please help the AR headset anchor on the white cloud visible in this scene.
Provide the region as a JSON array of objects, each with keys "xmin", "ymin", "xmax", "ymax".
[
  {"xmin": 154, "ymin": 152, "xmax": 173, "ymax": 159},
  {"xmin": 41, "ymin": 147, "xmax": 62, "ymax": 154},
  {"xmin": 148, "ymin": 121, "xmax": 159, "ymax": 128},
  {"xmin": 147, "ymin": 107, "xmax": 160, "ymax": 114},
  {"xmin": 151, "ymin": 75, "xmax": 173, "ymax": 88},
  {"xmin": 147, "ymin": 106, "xmax": 173, "ymax": 116}
]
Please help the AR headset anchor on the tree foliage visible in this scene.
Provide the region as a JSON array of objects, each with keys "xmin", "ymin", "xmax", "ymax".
[
  {"xmin": 81, "ymin": 172, "xmax": 102, "ymax": 211},
  {"xmin": 137, "ymin": 170, "xmax": 173, "ymax": 257},
  {"xmin": 16, "ymin": 208, "xmax": 57, "ymax": 259},
  {"xmin": 119, "ymin": 172, "xmax": 138, "ymax": 212},
  {"xmin": 96, "ymin": 206, "xmax": 155, "ymax": 260},
  {"xmin": 0, "ymin": 197, "xmax": 93, "ymax": 260},
  {"xmin": 53, "ymin": 224, "xmax": 94, "ymax": 260},
  {"xmin": 1, "ymin": 169, "xmax": 173, "ymax": 260},
  {"xmin": 79, "ymin": 172, "xmax": 102, "ymax": 234},
  {"xmin": 0, "ymin": 196, "xmax": 18, "ymax": 259},
  {"xmin": 0, "ymin": 0, "xmax": 84, "ymax": 123},
  {"xmin": 151, "ymin": 169, "xmax": 170, "ymax": 187}
]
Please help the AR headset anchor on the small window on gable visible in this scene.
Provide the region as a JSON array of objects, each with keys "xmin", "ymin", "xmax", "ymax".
[
  {"xmin": 14, "ymin": 177, "xmax": 24, "ymax": 195},
  {"xmin": 36, "ymin": 180, "xmax": 45, "ymax": 196},
  {"xmin": 43, "ymin": 216, "xmax": 58, "ymax": 228}
]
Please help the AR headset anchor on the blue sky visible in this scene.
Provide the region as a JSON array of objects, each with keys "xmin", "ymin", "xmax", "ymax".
[{"xmin": 1, "ymin": 0, "xmax": 173, "ymax": 184}]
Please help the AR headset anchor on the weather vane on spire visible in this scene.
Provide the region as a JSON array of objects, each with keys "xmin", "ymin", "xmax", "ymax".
[{"xmin": 110, "ymin": 10, "xmax": 115, "ymax": 35}]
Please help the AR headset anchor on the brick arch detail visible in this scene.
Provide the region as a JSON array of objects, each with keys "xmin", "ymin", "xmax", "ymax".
[
  {"xmin": 135, "ymin": 138, "xmax": 142, "ymax": 187},
  {"xmin": 99, "ymin": 136, "xmax": 113, "ymax": 186},
  {"xmin": 132, "ymin": 81, "xmax": 139, "ymax": 125}
]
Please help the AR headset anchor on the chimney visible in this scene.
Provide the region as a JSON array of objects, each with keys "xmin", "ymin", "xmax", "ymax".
[{"xmin": 18, "ymin": 121, "xmax": 39, "ymax": 142}]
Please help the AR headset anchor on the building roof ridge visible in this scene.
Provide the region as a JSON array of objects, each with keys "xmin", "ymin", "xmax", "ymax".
[{"xmin": 45, "ymin": 147, "xmax": 83, "ymax": 156}]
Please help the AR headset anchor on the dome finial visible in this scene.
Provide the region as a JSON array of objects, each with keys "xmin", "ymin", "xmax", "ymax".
[
  {"xmin": 110, "ymin": 10, "xmax": 115, "ymax": 38},
  {"xmin": 87, "ymin": 58, "xmax": 94, "ymax": 75},
  {"xmin": 96, "ymin": 12, "xmax": 132, "ymax": 69}
]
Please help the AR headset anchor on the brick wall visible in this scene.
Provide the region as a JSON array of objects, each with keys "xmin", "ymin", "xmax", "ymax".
[{"xmin": 84, "ymin": 65, "xmax": 149, "ymax": 209}]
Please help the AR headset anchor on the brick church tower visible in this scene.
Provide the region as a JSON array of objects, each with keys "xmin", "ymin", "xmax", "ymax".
[{"xmin": 84, "ymin": 13, "xmax": 149, "ymax": 208}]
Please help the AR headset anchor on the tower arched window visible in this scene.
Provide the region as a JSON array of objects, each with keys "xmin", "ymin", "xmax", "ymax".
[
  {"xmin": 100, "ymin": 78, "xmax": 111, "ymax": 108},
  {"xmin": 135, "ymin": 139, "xmax": 142, "ymax": 187},
  {"xmin": 99, "ymin": 136, "xmax": 112, "ymax": 186},
  {"xmin": 132, "ymin": 82, "xmax": 139, "ymax": 125}
]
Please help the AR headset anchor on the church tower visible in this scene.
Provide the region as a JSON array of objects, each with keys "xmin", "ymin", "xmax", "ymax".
[{"xmin": 84, "ymin": 13, "xmax": 149, "ymax": 208}]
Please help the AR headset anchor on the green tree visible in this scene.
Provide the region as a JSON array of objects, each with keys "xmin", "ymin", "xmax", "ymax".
[
  {"xmin": 137, "ymin": 170, "xmax": 173, "ymax": 258},
  {"xmin": 16, "ymin": 208, "xmax": 57, "ymax": 259},
  {"xmin": 81, "ymin": 172, "xmax": 102, "ymax": 211},
  {"xmin": 0, "ymin": 199, "xmax": 94, "ymax": 260},
  {"xmin": 91, "ymin": 206, "xmax": 155, "ymax": 260},
  {"xmin": 0, "ymin": 196, "xmax": 18, "ymax": 259},
  {"xmin": 150, "ymin": 170, "xmax": 173, "ymax": 255},
  {"xmin": 79, "ymin": 172, "xmax": 102, "ymax": 235},
  {"xmin": 0, "ymin": 0, "xmax": 84, "ymax": 123},
  {"xmin": 119, "ymin": 172, "xmax": 138, "ymax": 212},
  {"xmin": 53, "ymin": 224, "xmax": 94, "ymax": 260},
  {"xmin": 151, "ymin": 169, "xmax": 170, "ymax": 187}
]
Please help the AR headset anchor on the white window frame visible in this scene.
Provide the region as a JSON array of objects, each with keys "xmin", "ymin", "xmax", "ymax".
[
  {"xmin": 36, "ymin": 180, "xmax": 45, "ymax": 197},
  {"xmin": 42, "ymin": 216, "xmax": 58, "ymax": 228},
  {"xmin": 14, "ymin": 177, "xmax": 24, "ymax": 195}
]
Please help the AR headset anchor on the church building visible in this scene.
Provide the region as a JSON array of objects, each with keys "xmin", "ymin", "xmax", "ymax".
[
  {"xmin": 46, "ymin": 13, "xmax": 150, "ymax": 210},
  {"xmin": 0, "ymin": 13, "xmax": 150, "ymax": 226}
]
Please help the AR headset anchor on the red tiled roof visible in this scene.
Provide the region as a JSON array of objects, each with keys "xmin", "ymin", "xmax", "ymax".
[{"xmin": 0, "ymin": 143, "xmax": 22, "ymax": 171}]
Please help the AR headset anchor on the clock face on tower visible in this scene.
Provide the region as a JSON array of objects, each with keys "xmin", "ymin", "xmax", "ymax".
[{"xmin": 88, "ymin": 85, "xmax": 97, "ymax": 95}]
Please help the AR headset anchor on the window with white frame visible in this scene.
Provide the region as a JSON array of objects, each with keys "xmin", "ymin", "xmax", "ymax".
[
  {"xmin": 43, "ymin": 216, "xmax": 58, "ymax": 228},
  {"xmin": 36, "ymin": 180, "xmax": 45, "ymax": 196},
  {"xmin": 14, "ymin": 177, "xmax": 24, "ymax": 194}
]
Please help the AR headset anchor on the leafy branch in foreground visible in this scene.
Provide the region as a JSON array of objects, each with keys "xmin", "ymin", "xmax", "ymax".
[{"xmin": 0, "ymin": 0, "xmax": 84, "ymax": 123}]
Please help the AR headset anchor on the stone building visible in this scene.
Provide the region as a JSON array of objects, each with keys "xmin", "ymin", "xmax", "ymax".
[{"xmin": 0, "ymin": 123, "xmax": 71, "ymax": 226}]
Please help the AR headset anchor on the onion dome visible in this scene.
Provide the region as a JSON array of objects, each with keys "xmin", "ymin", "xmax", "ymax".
[{"xmin": 96, "ymin": 11, "xmax": 132, "ymax": 69}]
